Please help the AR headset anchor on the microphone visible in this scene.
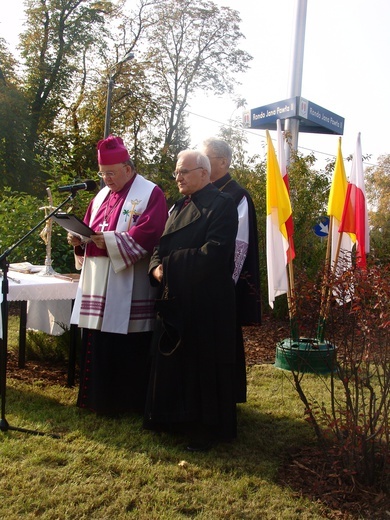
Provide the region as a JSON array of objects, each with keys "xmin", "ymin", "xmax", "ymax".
[{"xmin": 58, "ymin": 180, "xmax": 97, "ymax": 193}]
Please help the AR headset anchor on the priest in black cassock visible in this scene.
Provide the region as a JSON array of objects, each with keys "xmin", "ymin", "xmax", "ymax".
[
  {"xmin": 144, "ymin": 149, "xmax": 238, "ymax": 451},
  {"xmin": 202, "ymin": 138, "xmax": 261, "ymax": 404}
]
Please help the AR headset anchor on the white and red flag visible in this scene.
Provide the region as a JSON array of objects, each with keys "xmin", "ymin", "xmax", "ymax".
[{"xmin": 338, "ymin": 133, "xmax": 370, "ymax": 268}]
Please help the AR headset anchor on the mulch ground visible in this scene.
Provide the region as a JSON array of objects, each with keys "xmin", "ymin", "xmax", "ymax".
[{"xmin": 4, "ymin": 315, "xmax": 390, "ymax": 519}]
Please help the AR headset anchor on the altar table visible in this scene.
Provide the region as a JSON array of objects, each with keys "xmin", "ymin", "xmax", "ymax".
[{"xmin": 0, "ymin": 271, "xmax": 80, "ymax": 386}]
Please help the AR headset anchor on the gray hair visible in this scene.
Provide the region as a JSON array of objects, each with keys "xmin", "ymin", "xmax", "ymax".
[
  {"xmin": 177, "ymin": 149, "xmax": 211, "ymax": 176},
  {"xmin": 202, "ymin": 138, "xmax": 232, "ymax": 166},
  {"xmin": 123, "ymin": 158, "xmax": 136, "ymax": 171}
]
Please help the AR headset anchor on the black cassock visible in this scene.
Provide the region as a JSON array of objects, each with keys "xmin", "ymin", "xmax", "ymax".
[
  {"xmin": 214, "ymin": 173, "xmax": 262, "ymax": 403},
  {"xmin": 144, "ymin": 184, "xmax": 238, "ymax": 440}
]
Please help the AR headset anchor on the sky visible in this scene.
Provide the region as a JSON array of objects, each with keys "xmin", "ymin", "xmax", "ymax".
[
  {"xmin": 186, "ymin": 0, "xmax": 390, "ymax": 170},
  {"xmin": 2, "ymin": 0, "xmax": 390, "ymax": 171}
]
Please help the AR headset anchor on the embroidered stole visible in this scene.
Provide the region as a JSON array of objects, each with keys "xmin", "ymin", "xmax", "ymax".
[{"xmin": 71, "ymin": 176, "xmax": 156, "ymax": 334}]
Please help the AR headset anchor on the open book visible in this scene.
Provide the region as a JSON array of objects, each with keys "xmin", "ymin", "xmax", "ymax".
[{"xmin": 52, "ymin": 213, "xmax": 94, "ymax": 240}]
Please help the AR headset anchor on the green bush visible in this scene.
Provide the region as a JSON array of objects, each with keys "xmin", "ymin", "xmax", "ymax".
[
  {"xmin": 26, "ymin": 328, "xmax": 72, "ymax": 363},
  {"xmin": 0, "ymin": 186, "xmax": 91, "ymax": 273}
]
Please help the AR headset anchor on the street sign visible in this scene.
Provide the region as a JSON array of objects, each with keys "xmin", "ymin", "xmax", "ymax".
[
  {"xmin": 245, "ymin": 96, "xmax": 344, "ymax": 135},
  {"xmin": 299, "ymin": 98, "xmax": 344, "ymax": 135},
  {"xmin": 313, "ymin": 216, "xmax": 330, "ymax": 237},
  {"xmin": 250, "ymin": 97, "xmax": 296, "ymax": 129}
]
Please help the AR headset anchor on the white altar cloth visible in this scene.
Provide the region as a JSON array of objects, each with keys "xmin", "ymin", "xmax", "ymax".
[{"xmin": 0, "ymin": 271, "xmax": 79, "ymax": 338}]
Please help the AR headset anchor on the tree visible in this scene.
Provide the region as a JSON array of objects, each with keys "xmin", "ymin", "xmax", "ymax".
[
  {"xmin": 143, "ymin": 0, "xmax": 252, "ymax": 166},
  {"xmin": 1, "ymin": 0, "xmax": 252, "ymax": 195},
  {"xmin": 66, "ymin": 0, "xmax": 162, "ymax": 172},
  {"xmin": 0, "ymin": 39, "xmax": 32, "ymax": 192},
  {"xmin": 365, "ymin": 154, "xmax": 390, "ymax": 260},
  {"xmin": 32, "ymin": 0, "xmax": 166, "ymax": 186},
  {"xmin": 18, "ymin": 0, "xmax": 113, "ymax": 191},
  {"xmin": 286, "ymin": 149, "xmax": 330, "ymax": 277}
]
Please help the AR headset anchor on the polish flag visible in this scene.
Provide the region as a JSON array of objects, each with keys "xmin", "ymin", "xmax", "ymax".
[{"xmin": 338, "ymin": 133, "xmax": 370, "ymax": 268}]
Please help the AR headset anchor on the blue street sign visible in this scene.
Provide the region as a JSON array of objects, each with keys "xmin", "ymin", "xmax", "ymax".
[
  {"xmin": 313, "ymin": 216, "xmax": 329, "ymax": 237},
  {"xmin": 245, "ymin": 97, "xmax": 344, "ymax": 135},
  {"xmin": 301, "ymin": 99, "xmax": 344, "ymax": 135},
  {"xmin": 250, "ymin": 97, "xmax": 296, "ymax": 129}
]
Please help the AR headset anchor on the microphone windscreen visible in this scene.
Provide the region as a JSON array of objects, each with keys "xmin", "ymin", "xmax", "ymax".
[{"xmin": 84, "ymin": 180, "xmax": 98, "ymax": 191}]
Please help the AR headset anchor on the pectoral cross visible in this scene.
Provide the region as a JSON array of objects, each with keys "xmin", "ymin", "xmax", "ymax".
[{"xmin": 99, "ymin": 220, "xmax": 109, "ymax": 231}]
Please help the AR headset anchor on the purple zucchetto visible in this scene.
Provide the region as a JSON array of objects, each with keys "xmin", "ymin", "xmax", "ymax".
[{"xmin": 97, "ymin": 135, "xmax": 130, "ymax": 165}]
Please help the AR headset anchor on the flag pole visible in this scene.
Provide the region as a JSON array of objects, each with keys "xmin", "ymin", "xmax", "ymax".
[
  {"xmin": 283, "ymin": 0, "xmax": 307, "ymax": 339},
  {"xmin": 284, "ymin": 0, "xmax": 307, "ymax": 165},
  {"xmin": 317, "ymin": 137, "xmax": 350, "ymax": 342},
  {"xmin": 317, "ymin": 221, "xmax": 344, "ymax": 341},
  {"xmin": 287, "ymin": 256, "xmax": 299, "ymax": 340},
  {"xmin": 286, "ymin": 267, "xmax": 292, "ymax": 317},
  {"xmin": 324, "ymin": 216, "xmax": 333, "ymax": 269},
  {"xmin": 317, "ymin": 216, "xmax": 333, "ymax": 340}
]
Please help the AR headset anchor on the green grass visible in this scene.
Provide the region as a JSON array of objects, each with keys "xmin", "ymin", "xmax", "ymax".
[
  {"xmin": 6, "ymin": 315, "xmax": 21, "ymax": 354},
  {"xmin": 2, "ymin": 314, "xmax": 334, "ymax": 518},
  {"xmin": 0, "ymin": 359, "xmax": 335, "ymax": 520}
]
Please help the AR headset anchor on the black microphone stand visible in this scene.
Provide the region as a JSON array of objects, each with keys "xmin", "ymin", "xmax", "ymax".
[{"xmin": 0, "ymin": 191, "xmax": 79, "ymax": 437}]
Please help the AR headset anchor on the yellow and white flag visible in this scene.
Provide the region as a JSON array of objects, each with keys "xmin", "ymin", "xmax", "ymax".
[
  {"xmin": 266, "ymin": 130, "xmax": 292, "ymax": 308},
  {"xmin": 327, "ymin": 137, "xmax": 354, "ymax": 272}
]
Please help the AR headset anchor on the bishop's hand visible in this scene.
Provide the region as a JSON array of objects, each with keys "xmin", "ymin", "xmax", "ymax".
[
  {"xmin": 67, "ymin": 233, "xmax": 81, "ymax": 247},
  {"xmin": 91, "ymin": 232, "xmax": 106, "ymax": 250}
]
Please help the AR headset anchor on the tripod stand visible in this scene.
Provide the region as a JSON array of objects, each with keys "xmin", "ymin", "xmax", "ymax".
[{"xmin": 0, "ymin": 192, "xmax": 77, "ymax": 437}]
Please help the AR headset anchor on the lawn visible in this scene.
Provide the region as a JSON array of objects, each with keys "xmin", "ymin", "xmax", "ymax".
[
  {"xmin": 0, "ymin": 357, "xmax": 333, "ymax": 519},
  {"xmin": 4, "ymin": 312, "xmax": 389, "ymax": 519}
]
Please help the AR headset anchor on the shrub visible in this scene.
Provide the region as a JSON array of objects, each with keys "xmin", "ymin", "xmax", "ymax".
[
  {"xmin": 0, "ymin": 186, "xmax": 91, "ymax": 273},
  {"xmin": 286, "ymin": 260, "xmax": 390, "ymax": 490},
  {"xmin": 25, "ymin": 328, "xmax": 72, "ymax": 363}
]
